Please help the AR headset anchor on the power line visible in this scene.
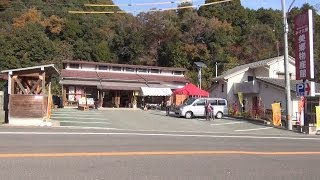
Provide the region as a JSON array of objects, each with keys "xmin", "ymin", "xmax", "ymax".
[
  {"xmin": 84, "ymin": 0, "xmax": 199, "ymax": 7},
  {"xmin": 69, "ymin": 0, "xmax": 232, "ymax": 14}
]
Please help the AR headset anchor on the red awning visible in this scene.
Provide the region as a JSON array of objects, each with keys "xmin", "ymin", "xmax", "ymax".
[{"xmin": 172, "ymin": 83, "xmax": 209, "ymax": 97}]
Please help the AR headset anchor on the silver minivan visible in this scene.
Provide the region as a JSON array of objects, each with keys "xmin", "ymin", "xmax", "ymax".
[{"xmin": 176, "ymin": 97, "xmax": 228, "ymax": 119}]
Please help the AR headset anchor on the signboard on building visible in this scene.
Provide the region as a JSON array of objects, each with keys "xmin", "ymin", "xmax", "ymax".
[
  {"xmin": 296, "ymin": 83, "xmax": 305, "ymax": 97},
  {"xmin": 294, "ymin": 9, "xmax": 314, "ymax": 80},
  {"xmin": 296, "ymin": 81, "xmax": 315, "ymax": 97}
]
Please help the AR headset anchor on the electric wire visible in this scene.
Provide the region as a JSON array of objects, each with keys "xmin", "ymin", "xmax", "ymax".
[{"xmin": 69, "ymin": 0, "xmax": 232, "ymax": 14}]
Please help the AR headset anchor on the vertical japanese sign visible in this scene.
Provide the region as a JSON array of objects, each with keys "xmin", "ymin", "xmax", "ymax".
[
  {"xmin": 316, "ymin": 106, "xmax": 320, "ymax": 130},
  {"xmin": 294, "ymin": 9, "xmax": 314, "ymax": 80},
  {"xmin": 272, "ymin": 103, "xmax": 282, "ymax": 127}
]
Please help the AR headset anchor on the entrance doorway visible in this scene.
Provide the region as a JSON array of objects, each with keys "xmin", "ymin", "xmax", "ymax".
[{"xmin": 102, "ymin": 90, "xmax": 133, "ymax": 108}]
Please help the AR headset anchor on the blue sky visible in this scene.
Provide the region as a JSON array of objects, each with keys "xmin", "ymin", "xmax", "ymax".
[{"xmin": 112, "ymin": 0, "xmax": 319, "ymax": 13}]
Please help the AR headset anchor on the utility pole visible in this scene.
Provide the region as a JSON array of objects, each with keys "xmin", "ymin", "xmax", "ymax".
[
  {"xmin": 194, "ymin": 62, "xmax": 207, "ymax": 89},
  {"xmin": 281, "ymin": 0, "xmax": 292, "ymax": 130}
]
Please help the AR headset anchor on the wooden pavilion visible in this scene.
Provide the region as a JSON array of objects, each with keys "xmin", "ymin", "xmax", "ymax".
[{"xmin": 1, "ymin": 64, "xmax": 59, "ymax": 125}]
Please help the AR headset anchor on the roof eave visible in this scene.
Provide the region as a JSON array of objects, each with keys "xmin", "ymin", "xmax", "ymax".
[
  {"xmin": 224, "ymin": 67, "xmax": 249, "ymax": 79},
  {"xmin": 1, "ymin": 64, "xmax": 60, "ymax": 75}
]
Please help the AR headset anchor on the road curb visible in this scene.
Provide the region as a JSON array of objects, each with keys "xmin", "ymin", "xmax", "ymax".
[{"xmin": 226, "ymin": 116, "xmax": 312, "ymax": 135}]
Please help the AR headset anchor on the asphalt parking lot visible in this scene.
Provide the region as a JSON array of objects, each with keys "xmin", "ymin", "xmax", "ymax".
[{"xmin": 51, "ymin": 108, "xmax": 302, "ymax": 135}]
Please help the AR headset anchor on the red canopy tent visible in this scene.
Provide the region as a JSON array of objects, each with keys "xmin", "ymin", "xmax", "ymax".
[{"xmin": 172, "ymin": 83, "xmax": 209, "ymax": 97}]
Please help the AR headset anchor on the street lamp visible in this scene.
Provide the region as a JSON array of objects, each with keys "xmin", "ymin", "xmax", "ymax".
[{"xmin": 194, "ymin": 62, "xmax": 207, "ymax": 89}]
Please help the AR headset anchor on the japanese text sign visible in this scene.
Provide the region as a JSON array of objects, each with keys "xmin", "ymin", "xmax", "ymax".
[{"xmin": 294, "ymin": 9, "xmax": 314, "ymax": 80}]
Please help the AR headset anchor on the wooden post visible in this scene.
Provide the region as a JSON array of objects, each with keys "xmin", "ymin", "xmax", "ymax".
[
  {"xmin": 132, "ymin": 91, "xmax": 137, "ymax": 108},
  {"xmin": 99, "ymin": 90, "xmax": 103, "ymax": 108},
  {"xmin": 62, "ymin": 86, "xmax": 67, "ymax": 107},
  {"xmin": 8, "ymin": 74, "xmax": 14, "ymax": 94},
  {"xmin": 41, "ymin": 71, "xmax": 46, "ymax": 95},
  {"xmin": 115, "ymin": 91, "xmax": 120, "ymax": 108}
]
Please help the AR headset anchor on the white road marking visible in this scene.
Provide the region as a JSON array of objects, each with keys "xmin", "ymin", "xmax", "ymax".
[
  {"xmin": 59, "ymin": 121, "xmax": 111, "ymax": 124},
  {"xmin": 52, "ymin": 114, "xmax": 106, "ymax": 116},
  {"xmin": 211, "ymin": 122, "xmax": 244, "ymax": 126},
  {"xmin": 52, "ymin": 113, "xmax": 106, "ymax": 116},
  {"xmin": 235, "ymin": 127, "xmax": 273, "ymax": 132},
  {"xmin": 52, "ymin": 117, "xmax": 109, "ymax": 120},
  {"xmin": 56, "ymin": 126, "xmax": 117, "ymax": 130},
  {"xmin": 0, "ymin": 131, "xmax": 318, "ymax": 140},
  {"xmin": 53, "ymin": 126, "xmax": 296, "ymax": 137}
]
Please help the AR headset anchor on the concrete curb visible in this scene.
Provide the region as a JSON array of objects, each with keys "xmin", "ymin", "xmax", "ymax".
[
  {"xmin": 226, "ymin": 115, "xmax": 313, "ymax": 135},
  {"xmin": 226, "ymin": 116, "xmax": 270, "ymax": 125}
]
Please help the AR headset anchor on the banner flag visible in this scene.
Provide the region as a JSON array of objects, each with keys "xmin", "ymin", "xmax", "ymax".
[
  {"xmin": 238, "ymin": 92, "xmax": 243, "ymax": 107},
  {"xmin": 272, "ymin": 103, "xmax": 282, "ymax": 127},
  {"xmin": 316, "ymin": 106, "xmax": 320, "ymax": 130}
]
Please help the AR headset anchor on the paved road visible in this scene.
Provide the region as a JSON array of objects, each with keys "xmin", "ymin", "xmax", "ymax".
[
  {"xmin": 0, "ymin": 127, "xmax": 319, "ymax": 180},
  {"xmin": 51, "ymin": 108, "xmax": 301, "ymax": 136}
]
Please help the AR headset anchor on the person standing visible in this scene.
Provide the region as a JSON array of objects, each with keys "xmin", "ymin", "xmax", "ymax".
[
  {"xmin": 206, "ymin": 101, "xmax": 214, "ymax": 121},
  {"xmin": 166, "ymin": 97, "xmax": 171, "ymax": 116},
  {"xmin": 210, "ymin": 103, "xmax": 215, "ymax": 120},
  {"xmin": 205, "ymin": 101, "xmax": 210, "ymax": 121}
]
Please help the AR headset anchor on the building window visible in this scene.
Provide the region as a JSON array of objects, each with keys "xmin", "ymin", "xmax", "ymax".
[
  {"xmin": 150, "ymin": 69, "xmax": 160, "ymax": 74},
  {"xmin": 173, "ymin": 71, "xmax": 183, "ymax": 75},
  {"xmin": 125, "ymin": 67, "xmax": 135, "ymax": 72},
  {"xmin": 248, "ymin": 76, "xmax": 254, "ymax": 81},
  {"xmin": 69, "ymin": 63, "xmax": 80, "ymax": 69},
  {"xmin": 221, "ymin": 84, "xmax": 224, "ymax": 92},
  {"xmin": 98, "ymin": 65, "xmax": 108, "ymax": 70},
  {"xmin": 138, "ymin": 68, "xmax": 147, "ymax": 73},
  {"xmin": 111, "ymin": 66, "xmax": 122, "ymax": 71}
]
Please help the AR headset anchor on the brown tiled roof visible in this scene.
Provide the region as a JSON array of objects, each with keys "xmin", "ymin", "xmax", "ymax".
[
  {"xmin": 61, "ymin": 69, "xmax": 189, "ymax": 84},
  {"xmin": 61, "ymin": 69, "xmax": 98, "ymax": 79},
  {"xmin": 98, "ymin": 72, "xmax": 145, "ymax": 82},
  {"xmin": 139, "ymin": 74, "xmax": 189, "ymax": 83},
  {"xmin": 63, "ymin": 60, "xmax": 187, "ymax": 71}
]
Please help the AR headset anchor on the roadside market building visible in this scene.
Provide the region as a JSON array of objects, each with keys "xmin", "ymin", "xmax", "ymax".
[
  {"xmin": 60, "ymin": 60, "xmax": 189, "ymax": 108},
  {"xmin": 208, "ymin": 56, "xmax": 320, "ymax": 131}
]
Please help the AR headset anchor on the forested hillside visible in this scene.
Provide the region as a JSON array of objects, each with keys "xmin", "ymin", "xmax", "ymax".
[{"xmin": 0, "ymin": 0, "xmax": 319, "ymax": 90}]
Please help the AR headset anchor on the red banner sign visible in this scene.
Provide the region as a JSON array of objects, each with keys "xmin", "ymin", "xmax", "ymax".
[{"xmin": 294, "ymin": 9, "xmax": 314, "ymax": 80}]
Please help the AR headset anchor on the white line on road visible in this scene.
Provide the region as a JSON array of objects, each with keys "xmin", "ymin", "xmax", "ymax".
[
  {"xmin": 52, "ymin": 114, "xmax": 106, "ymax": 116},
  {"xmin": 211, "ymin": 122, "xmax": 244, "ymax": 126},
  {"xmin": 57, "ymin": 126, "xmax": 117, "ymax": 130},
  {"xmin": 235, "ymin": 127, "xmax": 273, "ymax": 132},
  {"xmin": 52, "ymin": 117, "xmax": 109, "ymax": 120},
  {"xmin": 52, "ymin": 113, "xmax": 106, "ymax": 116},
  {"xmin": 59, "ymin": 121, "xmax": 111, "ymax": 124},
  {"xmin": 0, "ymin": 131, "xmax": 318, "ymax": 140}
]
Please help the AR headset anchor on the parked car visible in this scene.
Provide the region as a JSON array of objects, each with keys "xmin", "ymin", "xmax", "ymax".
[{"xmin": 175, "ymin": 97, "xmax": 228, "ymax": 119}]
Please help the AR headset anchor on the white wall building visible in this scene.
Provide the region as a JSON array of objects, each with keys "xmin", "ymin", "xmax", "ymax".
[{"xmin": 208, "ymin": 56, "xmax": 320, "ymax": 122}]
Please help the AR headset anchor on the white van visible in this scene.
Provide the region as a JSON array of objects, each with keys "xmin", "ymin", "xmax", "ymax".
[{"xmin": 176, "ymin": 97, "xmax": 228, "ymax": 119}]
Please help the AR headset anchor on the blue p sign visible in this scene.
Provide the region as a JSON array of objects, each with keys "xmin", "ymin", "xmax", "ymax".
[{"xmin": 296, "ymin": 84, "xmax": 305, "ymax": 97}]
